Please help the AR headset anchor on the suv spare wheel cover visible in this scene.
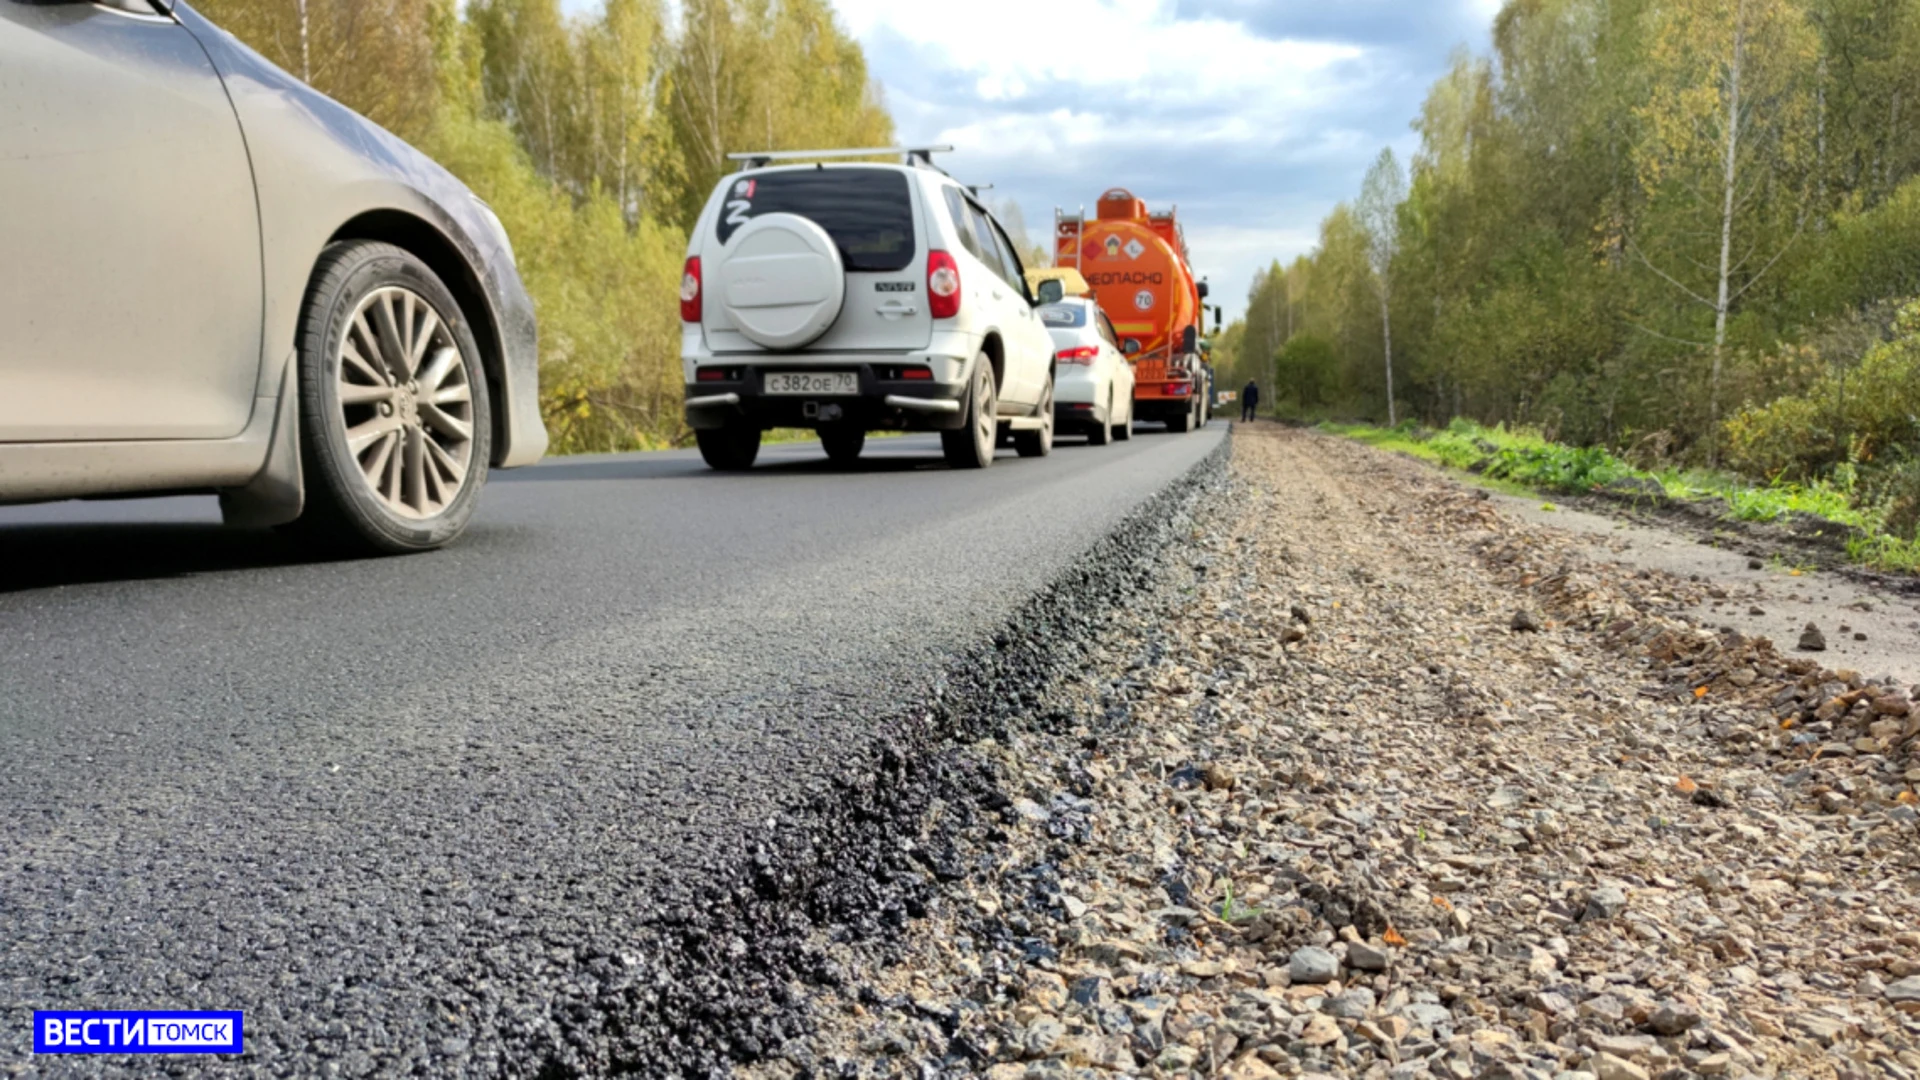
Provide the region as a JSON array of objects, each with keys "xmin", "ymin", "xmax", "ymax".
[{"xmin": 717, "ymin": 212, "xmax": 847, "ymax": 349}]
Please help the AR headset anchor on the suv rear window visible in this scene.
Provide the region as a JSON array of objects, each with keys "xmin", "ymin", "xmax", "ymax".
[
  {"xmin": 714, "ymin": 168, "xmax": 915, "ymax": 272},
  {"xmin": 1039, "ymin": 303, "xmax": 1088, "ymax": 328}
]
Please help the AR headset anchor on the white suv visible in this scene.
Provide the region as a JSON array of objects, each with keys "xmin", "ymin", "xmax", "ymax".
[{"xmin": 678, "ymin": 148, "xmax": 1056, "ymax": 470}]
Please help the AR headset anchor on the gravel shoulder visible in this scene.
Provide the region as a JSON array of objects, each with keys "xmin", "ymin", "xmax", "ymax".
[
  {"xmin": 1488, "ymin": 495, "xmax": 1920, "ymax": 685},
  {"xmin": 767, "ymin": 424, "xmax": 1920, "ymax": 1080}
]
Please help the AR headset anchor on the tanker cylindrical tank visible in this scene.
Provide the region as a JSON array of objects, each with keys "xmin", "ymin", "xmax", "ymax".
[
  {"xmin": 1054, "ymin": 188, "xmax": 1209, "ymax": 431},
  {"xmin": 1075, "ymin": 219, "xmax": 1197, "ymax": 359}
]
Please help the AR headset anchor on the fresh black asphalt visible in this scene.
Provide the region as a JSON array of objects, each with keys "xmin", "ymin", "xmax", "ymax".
[{"xmin": 0, "ymin": 425, "xmax": 1226, "ymax": 1077}]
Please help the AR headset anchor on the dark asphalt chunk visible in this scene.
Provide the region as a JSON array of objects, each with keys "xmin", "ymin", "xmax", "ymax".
[{"xmin": 0, "ymin": 428, "xmax": 1226, "ymax": 1077}]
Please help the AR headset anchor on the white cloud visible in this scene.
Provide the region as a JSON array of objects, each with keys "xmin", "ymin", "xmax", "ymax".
[
  {"xmin": 835, "ymin": 0, "xmax": 1360, "ymax": 109},
  {"xmin": 824, "ymin": 0, "xmax": 1492, "ymax": 322}
]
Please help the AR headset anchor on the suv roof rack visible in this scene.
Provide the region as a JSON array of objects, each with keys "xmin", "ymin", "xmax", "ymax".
[{"xmin": 725, "ymin": 146, "xmax": 955, "ymax": 171}]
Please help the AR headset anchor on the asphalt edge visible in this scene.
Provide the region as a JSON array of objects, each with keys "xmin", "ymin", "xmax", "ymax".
[{"xmin": 537, "ymin": 431, "xmax": 1234, "ymax": 1078}]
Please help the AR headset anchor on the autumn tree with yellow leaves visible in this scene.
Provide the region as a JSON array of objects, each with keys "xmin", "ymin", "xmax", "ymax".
[
  {"xmin": 1236, "ymin": 0, "xmax": 1920, "ymax": 486},
  {"xmin": 196, "ymin": 0, "xmax": 893, "ymax": 453},
  {"xmin": 1632, "ymin": 0, "xmax": 1821, "ymax": 461}
]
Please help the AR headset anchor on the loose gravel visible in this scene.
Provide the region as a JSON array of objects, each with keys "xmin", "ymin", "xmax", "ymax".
[{"xmin": 762, "ymin": 425, "xmax": 1920, "ymax": 1080}]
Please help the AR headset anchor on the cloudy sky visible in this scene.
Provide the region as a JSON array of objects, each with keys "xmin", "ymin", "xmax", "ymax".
[{"xmin": 827, "ymin": 0, "xmax": 1503, "ymax": 322}]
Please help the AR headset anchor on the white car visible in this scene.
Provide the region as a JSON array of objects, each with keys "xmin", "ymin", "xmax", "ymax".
[
  {"xmin": 677, "ymin": 147, "xmax": 1057, "ymax": 469},
  {"xmin": 1039, "ymin": 297, "xmax": 1134, "ymax": 445}
]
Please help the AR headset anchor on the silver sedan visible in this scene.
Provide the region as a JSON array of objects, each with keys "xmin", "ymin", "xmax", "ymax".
[
  {"xmin": 1040, "ymin": 297, "xmax": 1136, "ymax": 445},
  {"xmin": 0, "ymin": 0, "xmax": 546, "ymax": 552}
]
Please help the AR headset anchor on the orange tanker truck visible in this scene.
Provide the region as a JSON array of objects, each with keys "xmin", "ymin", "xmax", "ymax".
[{"xmin": 1053, "ymin": 189, "xmax": 1215, "ymax": 432}]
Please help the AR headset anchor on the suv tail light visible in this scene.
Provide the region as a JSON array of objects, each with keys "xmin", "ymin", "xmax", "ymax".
[
  {"xmin": 927, "ymin": 250, "xmax": 961, "ymax": 319},
  {"xmin": 1056, "ymin": 346, "xmax": 1099, "ymax": 365},
  {"xmin": 680, "ymin": 256, "xmax": 702, "ymax": 322}
]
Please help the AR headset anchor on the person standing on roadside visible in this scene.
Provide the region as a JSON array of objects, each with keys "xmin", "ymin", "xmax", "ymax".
[{"xmin": 1241, "ymin": 380, "xmax": 1260, "ymax": 422}]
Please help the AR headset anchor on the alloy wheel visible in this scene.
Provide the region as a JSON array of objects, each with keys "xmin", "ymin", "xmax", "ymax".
[
  {"xmin": 975, "ymin": 363, "xmax": 997, "ymax": 461},
  {"xmin": 335, "ymin": 286, "xmax": 476, "ymax": 519}
]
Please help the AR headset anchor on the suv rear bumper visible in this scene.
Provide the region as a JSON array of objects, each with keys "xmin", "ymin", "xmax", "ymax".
[{"xmin": 684, "ymin": 362, "xmax": 969, "ymax": 431}]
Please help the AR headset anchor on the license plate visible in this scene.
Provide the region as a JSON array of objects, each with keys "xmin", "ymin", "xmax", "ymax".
[{"xmin": 764, "ymin": 371, "xmax": 857, "ymax": 396}]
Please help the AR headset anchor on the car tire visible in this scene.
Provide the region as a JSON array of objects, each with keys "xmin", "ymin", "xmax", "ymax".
[
  {"xmin": 1013, "ymin": 375, "xmax": 1054, "ymax": 458},
  {"xmin": 942, "ymin": 354, "xmax": 997, "ymax": 469},
  {"xmin": 697, "ymin": 422, "xmax": 762, "ymax": 470},
  {"xmin": 290, "ymin": 241, "xmax": 491, "ymax": 554},
  {"xmin": 819, "ymin": 424, "xmax": 865, "ymax": 465},
  {"xmin": 1087, "ymin": 389, "xmax": 1112, "ymax": 446},
  {"xmin": 1114, "ymin": 404, "xmax": 1133, "ymax": 441}
]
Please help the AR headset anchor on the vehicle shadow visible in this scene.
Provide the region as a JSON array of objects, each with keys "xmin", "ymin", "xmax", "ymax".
[
  {"xmin": 762, "ymin": 456, "xmax": 952, "ymax": 474},
  {"xmin": 498, "ymin": 446, "xmax": 958, "ymax": 482},
  {"xmin": 489, "ymin": 454, "xmax": 710, "ymax": 483},
  {"xmin": 0, "ymin": 523, "xmax": 355, "ymax": 594}
]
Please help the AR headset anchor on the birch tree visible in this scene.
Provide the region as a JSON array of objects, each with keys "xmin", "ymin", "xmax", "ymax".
[
  {"xmin": 1633, "ymin": 0, "xmax": 1819, "ymax": 460},
  {"xmin": 1356, "ymin": 148, "xmax": 1408, "ymax": 425},
  {"xmin": 581, "ymin": 0, "xmax": 673, "ymax": 221},
  {"xmin": 469, "ymin": 0, "xmax": 578, "ymax": 183},
  {"xmin": 193, "ymin": 0, "xmax": 436, "ymax": 141},
  {"xmin": 1242, "ymin": 262, "xmax": 1290, "ymax": 408},
  {"xmin": 668, "ymin": 0, "xmax": 892, "ymax": 231}
]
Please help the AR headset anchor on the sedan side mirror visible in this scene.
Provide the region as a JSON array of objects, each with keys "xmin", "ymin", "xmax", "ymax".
[{"xmin": 1036, "ymin": 279, "xmax": 1063, "ymax": 305}]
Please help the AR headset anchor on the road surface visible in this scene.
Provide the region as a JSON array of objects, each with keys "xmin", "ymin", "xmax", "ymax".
[{"xmin": 0, "ymin": 425, "xmax": 1225, "ymax": 1076}]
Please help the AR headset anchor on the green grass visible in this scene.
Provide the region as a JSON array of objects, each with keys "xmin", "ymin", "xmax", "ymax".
[
  {"xmin": 1216, "ymin": 881, "xmax": 1260, "ymax": 924},
  {"xmin": 1320, "ymin": 418, "xmax": 1920, "ymax": 573},
  {"xmin": 1848, "ymin": 533, "xmax": 1920, "ymax": 572},
  {"xmin": 1318, "ymin": 422, "xmax": 1536, "ymax": 496}
]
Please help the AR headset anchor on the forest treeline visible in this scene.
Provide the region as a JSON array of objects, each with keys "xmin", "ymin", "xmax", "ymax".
[
  {"xmin": 1216, "ymin": 0, "xmax": 1920, "ymax": 527},
  {"xmin": 194, "ymin": 0, "xmax": 893, "ymax": 452}
]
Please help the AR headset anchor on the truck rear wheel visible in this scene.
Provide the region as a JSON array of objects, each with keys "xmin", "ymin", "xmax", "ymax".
[{"xmin": 1167, "ymin": 402, "xmax": 1193, "ymax": 434}]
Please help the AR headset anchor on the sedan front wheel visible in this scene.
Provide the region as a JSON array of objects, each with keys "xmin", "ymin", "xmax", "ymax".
[
  {"xmin": 1013, "ymin": 374, "xmax": 1054, "ymax": 458},
  {"xmin": 293, "ymin": 241, "xmax": 492, "ymax": 553}
]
